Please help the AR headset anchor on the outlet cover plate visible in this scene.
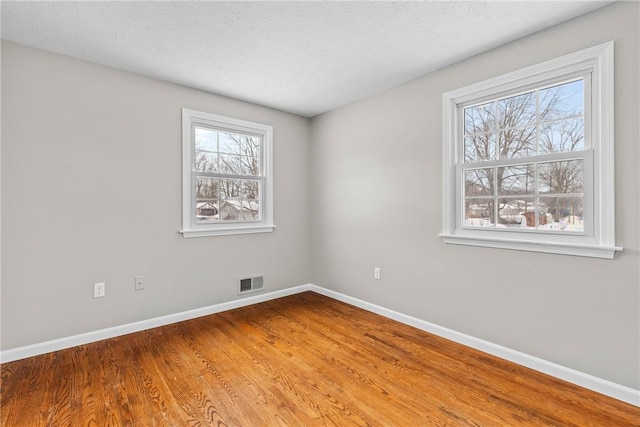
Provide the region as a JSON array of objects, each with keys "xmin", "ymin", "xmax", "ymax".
[{"xmin": 93, "ymin": 282, "xmax": 105, "ymax": 298}]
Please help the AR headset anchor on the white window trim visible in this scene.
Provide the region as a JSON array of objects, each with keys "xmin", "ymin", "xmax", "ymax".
[
  {"xmin": 440, "ymin": 42, "xmax": 622, "ymax": 259},
  {"xmin": 180, "ymin": 108, "xmax": 275, "ymax": 238}
]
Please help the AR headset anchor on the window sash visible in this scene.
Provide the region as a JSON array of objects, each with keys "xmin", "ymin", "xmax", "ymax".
[
  {"xmin": 190, "ymin": 123, "xmax": 265, "ymax": 227},
  {"xmin": 455, "ymin": 149, "xmax": 593, "ymax": 236}
]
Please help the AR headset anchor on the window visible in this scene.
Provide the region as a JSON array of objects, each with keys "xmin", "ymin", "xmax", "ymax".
[
  {"xmin": 441, "ymin": 42, "xmax": 621, "ymax": 258},
  {"xmin": 181, "ymin": 109, "xmax": 274, "ymax": 237}
]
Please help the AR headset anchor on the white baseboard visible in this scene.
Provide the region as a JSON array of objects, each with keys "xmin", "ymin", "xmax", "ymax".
[
  {"xmin": 0, "ymin": 284, "xmax": 313, "ymax": 364},
  {"xmin": 307, "ymin": 285, "xmax": 640, "ymax": 407},
  {"xmin": 1, "ymin": 283, "xmax": 637, "ymax": 406}
]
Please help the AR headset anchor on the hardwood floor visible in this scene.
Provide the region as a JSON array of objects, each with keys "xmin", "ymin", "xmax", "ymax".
[{"xmin": 1, "ymin": 291, "xmax": 638, "ymax": 426}]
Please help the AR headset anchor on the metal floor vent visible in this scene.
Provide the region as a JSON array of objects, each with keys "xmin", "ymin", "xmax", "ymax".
[{"xmin": 238, "ymin": 274, "xmax": 264, "ymax": 295}]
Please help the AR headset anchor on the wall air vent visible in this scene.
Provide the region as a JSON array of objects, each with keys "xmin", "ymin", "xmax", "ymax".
[{"xmin": 238, "ymin": 274, "xmax": 265, "ymax": 295}]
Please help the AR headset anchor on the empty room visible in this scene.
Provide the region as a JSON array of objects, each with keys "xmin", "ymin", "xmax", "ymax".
[{"xmin": 1, "ymin": 1, "xmax": 639, "ymax": 425}]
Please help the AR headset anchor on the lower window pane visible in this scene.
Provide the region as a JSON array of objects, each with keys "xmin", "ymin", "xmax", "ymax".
[
  {"xmin": 195, "ymin": 201, "xmax": 219, "ymax": 222},
  {"xmin": 539, "ymin": 197, "xmax": 584, "ymax": 232},
  {"xmin": 220, "ymin": 179, "xmax": 242, "ymax": 199},
  {"xmin": 464, "ymin": 198, "xmax": 495, "ymax": 227},
  {"xmin": 465, "ymin": 168, "xmax": 493, "ymax": 196},
  {"xmin": 498, "ymin": 165, "xmax": 534, "ymax": 196},
  {"xmin": 219, "ymin": 200, "xmax": 261, "ymax": 221},
  {"xmin": 219, "ymin": 201, "xmax": 241, "ymax": 221},
  {"xmin": 538, "ymin": 160, "xmax": 583, "ymax": 194},
  {"xmin": 498, "ymin": 198, "xmax": 534, "ymax": 228},
  {"xmin": 242, "ymin": 180, "xmax": 260, "ymax": 200},
  {"xmin": 196, "ymin": 177, "xmax": 219, "ymax": 199},
  {"xmin": 240, "ymin": 201, "xmax": 261, "ymax": 221}
]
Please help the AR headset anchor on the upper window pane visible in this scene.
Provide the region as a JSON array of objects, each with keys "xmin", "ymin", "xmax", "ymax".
[
  {"xmin": 464, "ymin": 102, "xmax": 495, "ymax": 135},
  {"xmin": 194, "ymin": 127, "xmax": 262, "ymax": 177},
  {"xmin": 497, "ymin": 92, "xmax": 536, "ymax": 127},
  {"xmin": 195, "ymin": 127, "xmax": 217, "ymax": 152},
  {"xmin": 240, "ymin": 135, "xmax": 261, "ymax": 156},
  {"xmin": 464, "ymin": 78, "xmax": 585, "ymax": 163},
  {"xmin": 219, "ymin": 154, "xmax": 242, "ymax": 175},
  {"xmin": 498, "ymin": 126, "xmax": 536, "ymax": 159},
  {"xmin": 240, "ymin": 157, "xmax": 260, "ymax": 176},
  {"xmin": 464, "ymin": 134, "xmax": 496, "ymax": 162},
  {"xmin": 195, "ymin": 152, "xmax": 218, "ymax": 173},
  {"xmin": 539, "ymin": 118, "xmax": 585, "ymax": 154},
  {"xmin": 219, "ymin": 132, "xmax": 241, "ymax": 154},
  {"xmin": 539, "ymin": 79, "xmax": 584, "ymax": 121}
]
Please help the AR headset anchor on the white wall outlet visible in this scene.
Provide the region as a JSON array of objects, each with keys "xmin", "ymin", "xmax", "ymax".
[
  {"xmin": 374, "ymin": 267, "xmax": 381, "ymax": 280},
  {"xmin": 93, "ymin": 282, "xmax": 105, "ymax": 298},
  {"xmin": 134, "ymin": 276, "xmax": 144, "ymax": 291}
]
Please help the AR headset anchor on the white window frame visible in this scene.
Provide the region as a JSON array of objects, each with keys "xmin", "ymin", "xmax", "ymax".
[
  {"xmin": 180, "ymin": 108, "xmax": 274, "ymax": 238},
  {"xmin": 441, "ymin": 42, "xmax": 622, "ymax": 259}
]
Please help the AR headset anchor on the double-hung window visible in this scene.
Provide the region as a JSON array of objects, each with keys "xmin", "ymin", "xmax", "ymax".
[
  {"xmin": 441, "ymin": 42, "xmax": 621, "ymax": 258},
  {"xmin": 181, "ymin": 109, "xmax": 274, "ymax": 237}
]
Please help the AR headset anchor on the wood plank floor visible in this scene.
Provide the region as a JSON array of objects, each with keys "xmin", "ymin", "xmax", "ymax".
[{"xmin": 1, "ymin": 291, "xmax": 638, "ymax": 426}]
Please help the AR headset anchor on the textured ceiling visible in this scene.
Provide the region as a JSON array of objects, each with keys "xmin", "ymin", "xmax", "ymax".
[{"xmin": 1, "ymin": 1, "xmax": 613, "ymax": 117}]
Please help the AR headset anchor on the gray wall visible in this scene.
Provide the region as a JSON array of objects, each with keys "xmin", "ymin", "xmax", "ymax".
[
  {"xmin": 309, "ymin": 1, "xmax": 639, "ymax": 389},
  {"xmin": 1, "ymin": 41, "xmax": 311, "ymax": 349}
]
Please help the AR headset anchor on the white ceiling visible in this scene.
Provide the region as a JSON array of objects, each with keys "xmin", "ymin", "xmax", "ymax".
[{"xmin": 1, "ymin": 1, "xmax": 613, "ymax": 118}]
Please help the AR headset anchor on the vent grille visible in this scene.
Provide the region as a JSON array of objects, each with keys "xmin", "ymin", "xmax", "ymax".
[{"xmin": 238, "ymin": 274, "xmax": 264, "ymax": 295}]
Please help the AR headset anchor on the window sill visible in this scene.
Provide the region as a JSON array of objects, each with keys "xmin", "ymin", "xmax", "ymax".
[
  {"xmin": 439, "ymin": 233, "xmax": 622, "ymax": 259},
  {"xmin": 180, "ymin": 224, "xmax": 276, "ymax": 238}
]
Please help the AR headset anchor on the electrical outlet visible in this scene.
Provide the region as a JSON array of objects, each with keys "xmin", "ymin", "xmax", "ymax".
[
  {"xmin": 93, "ymin": 282, "xmax": 105, "ymax": 298},
  {"xmin": 374, "ymin": 267, "xmax": 381, "ymax": 280},
  {"xmin": 134, "ymin": 276, "xmax": 145, "ymax": 291}
]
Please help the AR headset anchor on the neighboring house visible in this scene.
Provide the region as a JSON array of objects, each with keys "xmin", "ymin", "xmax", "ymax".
[
  {"xmin": 196, "ymin": 200, "xmax": 259, "ymax": 221},
  {"xmin": 196, "ymin": 201, "xmax": 218, "ymax": 218}
]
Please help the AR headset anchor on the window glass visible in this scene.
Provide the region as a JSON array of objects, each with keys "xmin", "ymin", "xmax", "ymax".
[{"xmin": 462, "ymin": 79, "xmax": 586, "ymax": 234}]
